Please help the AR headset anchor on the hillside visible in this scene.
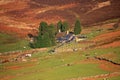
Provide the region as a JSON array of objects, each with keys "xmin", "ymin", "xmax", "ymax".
[
  {"xmin": 0, "ymin": 22, "xmax": 120, "ymax": 80},
  {"xmin": 0, "ymin": 0, "xmax": 120, "ymax": 37},
  {"xmin": 0, "ymin": 0, "xmax": 120, "ymax": 80}
]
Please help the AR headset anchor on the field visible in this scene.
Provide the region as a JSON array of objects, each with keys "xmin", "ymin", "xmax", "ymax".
[
  {"xmin": 0, "ymin": 47, "xmax": 120, "ymax": 80},
  {"xmin": 0, "ymin": 51, "xmax": 109, "ymax": 80},
  {"xmin": 0, "ymin": 33, "xmax": 31, "ymax": 53},
  {"xmin": 0, "ymin": 21, "xmax": 120, "ymax": 80}
]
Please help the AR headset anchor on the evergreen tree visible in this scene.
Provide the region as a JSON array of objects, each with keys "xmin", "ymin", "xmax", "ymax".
[
  {"xmin": 57, "ymin": 21, "xmax": 69, "ymax": 32},
  {"xmin": 48, "ymin": 24, "xmax": 56, "ymax": 46},
  {"xmin": 63, "ymin": 21, "xmax": 69, "ymax": 32},
  {"xmin": 57, "ymin": 20, "xmax": 62, "ymax": 32},
  {"xmin": 30, "ymin": 21, "xmax": 56, "ymax": 48},
  {"xmin": 39, "ymin": 21, "xmax": 48, "ymax": 35},
  {"xmin": 74, "ymin": 19, "xmax": 81, "ymax": 35}
]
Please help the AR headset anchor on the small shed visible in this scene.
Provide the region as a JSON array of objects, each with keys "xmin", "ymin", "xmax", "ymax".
[{"xmin": 75, "ymin": 34, "xmax": 87, "ymax": 42}]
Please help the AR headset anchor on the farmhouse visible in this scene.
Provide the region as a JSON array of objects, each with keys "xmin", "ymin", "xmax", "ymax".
[{"xmin": 57, "ymin": 32, "xmax": 75, "ymax": 43}]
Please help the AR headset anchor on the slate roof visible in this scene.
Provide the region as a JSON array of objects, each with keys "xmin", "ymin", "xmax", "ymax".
[{"xmin": 57, "ymin": 33, "xmax": 75, "ymax": 43}]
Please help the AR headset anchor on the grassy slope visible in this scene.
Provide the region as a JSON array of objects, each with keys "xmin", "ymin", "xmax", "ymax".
[
  {"xmin": 0, "ymin": 43, "xmax": 119, "ymax": 80},
  {"xmin": 0, "ymin": 33, "xmax": 31, "ymax": 53},
  {"xmin": 99, "ymin": 76, "xmax": 120, "ymax": 80},
  {"xmin": 0, "ymin": 52, "xmax": 108, "ymax": 80},
  {"xmin": 108, "ymin": 76, "xmax": 120, "ymax": 80},
  {"xmin": 0, "ymin": 21, "xmax": 120, "ymax": 80},
  {"xmin": 83, "ymin": 47, "xmax": 120, "ymax": 63}
]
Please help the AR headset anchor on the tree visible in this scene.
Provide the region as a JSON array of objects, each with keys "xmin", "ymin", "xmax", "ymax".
[
  {"xmin": 30, "ymin": 22, "xmax": 56, "ymax": 48},
  {"xmin": 47, "ymin": 24, "xmax": 56, "ymax": 46},
  {"xmin": 63, "ymin": 21, "xmax": 69, "ymax": 32},
  {"xmin": 57, "ymin": 21, "xmax": 69, "ymax": 32},
  {"xmin": 57, "ymin": 20, "xmax": 62, "ymax": 33},
  {"xmin": 74, "ymin": 19, "xmax": 81, "ymax": 35},
  {"xmin": 36, "ymin": 32, "xmax": 52, "ymax": 48},
  {"xmin": 39, "ymin": 21, "xmax": 48, "ymax": 35}
]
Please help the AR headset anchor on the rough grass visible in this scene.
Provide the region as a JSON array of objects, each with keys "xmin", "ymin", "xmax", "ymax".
[
  {"xmin": 0, "ymin": 52, "xmax": 108, "ymax": 80},
  {"xmin": 85, "ymin": 30, "xmax": 103, "ymax": 39},
  {"xmin": 55, "ymin": 41, "xmax": 94, "ymax": 53},
  {"xmin": 99, "ymin": 76, "xmax": 120, "ymax": 80},
  {"xmin": 83, "ymin": 47, "xmax": 120, "ymax": 63},
  {"xmin": 0, "ymin": 33, "xmax": 31, "ymax": 53},
  {"xmin": 108, "ymin": 76, "xmax": 120, "ymax": 80},
  {"xmin": 12, "ymin": 64, "xmax": 107, "ymax": 80},
  {"xmin": 0, "ymin": 21, "xmax": 120, "ymax": 80}
]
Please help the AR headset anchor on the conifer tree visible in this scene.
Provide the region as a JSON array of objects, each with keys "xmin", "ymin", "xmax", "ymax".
[
  {"xmin": 47, "ymin": 24, "xmax": 56, "ymax": 46},
  {"xmin": 30, "ymin": 22, "xmax": 56, "ymax": 48},
  {"xmin": 57, "ymin": 21, "xmax": 69, "ymax": 32},
  {"xmin": 63, "ymin": 21, "xmax": 69, "ymax": 32},
  {"xmin": 57, "ymin": 20, "xmax": 62, "ymax": 33},
  {"xmin": 74, "ymin": 19, "xmax": 81, "ymax": 35}
]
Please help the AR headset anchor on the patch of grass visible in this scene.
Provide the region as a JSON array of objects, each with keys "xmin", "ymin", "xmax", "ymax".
[
  {"xmin": 85, "ymin": 30, "xmax": 103, "ymax": 39},
  {"xmin": 0, "ymin": 33, "xmax": 31, "ymax": 53},
  {"xmin": 56, "ymin": 41, "xmax": 93, "ymax": 52},
  {"xmin": 99, "ymin": 76, "xmax": 120, "ymax": 80},
  {"xmin": 11, "ymin": 63, "xmax": 107, "ymax": 80},
  {"xmin": 83, "ymin": 47, "xmax": 120, "ymax": 63},
  {"xmin": 0, "ymin": 51, "xmax": 108, "ymax": 80},
  {"xmin": 108, "ymin": 76, "xmax": 120, "ymax": 80}
]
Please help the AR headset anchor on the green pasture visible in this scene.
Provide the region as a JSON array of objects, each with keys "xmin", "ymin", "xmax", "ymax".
[
  {"xmin": 0, "ymin": 51, "xmax": 108, "ymax": 80},
  {"xmin": 83, "ymin": 47, "xmax": 120, "ymax": 63},
  {"xmin": 0, "ymin": 33, "xmax": 31, "ymax": 53}
]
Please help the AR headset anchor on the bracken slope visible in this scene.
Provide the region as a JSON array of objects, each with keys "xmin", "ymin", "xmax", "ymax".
[{"xmin": 0, "ymin": 0, "xmax": 120, "ymax": 37}]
